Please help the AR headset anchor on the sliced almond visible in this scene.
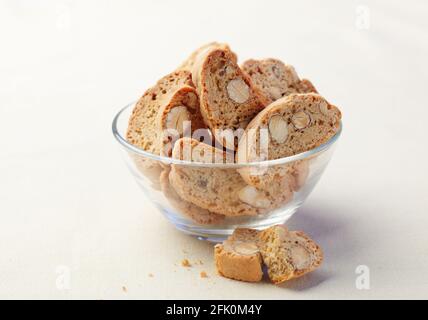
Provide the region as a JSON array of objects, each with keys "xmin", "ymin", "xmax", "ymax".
[
  {"xmin": 232, "ymin": 241, "xmax": 259, "ymax": 255},
  {"xmin": 225, "ymin": 65, "xmax": 235, "ymax": 76},
  {"xmin": 319, "ymin": 101, "xmax": 330, "ymax": 116},
  {"xmin": 166, "ymin": 106, "xmax": 190, "ymax": 135},
  {"xmin": 238, "ymin": 185, "xmax": 270, "ymax": 208},
  {"xmin": 267, "ymin": 86, "xmax": 282, "ymax": 100},
  {"xmin": 182, "ymin": 92, "xmax": 198, "ymax": 110},
  {"xmin": 271, "ymin": 65, "xmax": 282, "ymax": 79},
  {"xmin": 227, "ymin": 79, "xmax": 250, "ymax": 104},
  {"xmin": 268, "ymin": 115, "xmax": 288, "ymax": 144},
  {"xmin": 290, "ymin": 245, "xmax": 311, "ymax": 270},
  {"xmin": 291, "ymin": 111, "xmax": 311, "ymax": 129}
]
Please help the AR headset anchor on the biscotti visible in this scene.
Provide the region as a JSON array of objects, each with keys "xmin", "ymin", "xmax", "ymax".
[
  {"xmin": 214, "ymin": 225, "xmax": 323, "ymax": 284},
  {"xmin": 160, "ymin": 168, "xmax": 225, "ymax": 225},
  {"xmin": 126, "ymin": 70, "xmax": 194, "ymax": 154},
  {"xmin": 179, "ymin": 42, "xmax": 237, "ymax": 72},
  {"xmin": 214, "ymin": 228, "xmax": 263, "ymax": 282},
  {"xmin": 126, "ymin": 70, "xmax": 207, "ymax": 185},
  {"xmin": 191, "ymin": 48, "xmax": 269, "ymax": 150},
  {"xmin": 242, "ymin": 58, "xmax": 317, "ymax": 104},
  {"xmin": 169, "ymin": 138, "xmax": 293, "ymax": 216},
  {"xmin": 258, "ymin": 225, "xmax": 323, "ymax": 284},
  {"xmin": 156, "ymin": 85, "xmax": 206, "ymax": 157},
  {"xmin": 236, "ymin": 93, "xmax": 341, "ymax": 188}
]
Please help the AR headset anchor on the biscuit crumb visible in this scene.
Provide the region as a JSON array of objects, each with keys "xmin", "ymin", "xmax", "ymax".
[
  {"xmin": 200, "ymin": 271, "xmax": 208, "ymax": 278},
  {"xmin": 122, "ymin": 286, "xmax": 127, "ymax": 293},
  {"xmin": 148, "ymin": 273, "xmax": 154, "ymax": 277},
  {"xmin": 181, "ymin": 259, "xmax": 191, "ymax": 267}
]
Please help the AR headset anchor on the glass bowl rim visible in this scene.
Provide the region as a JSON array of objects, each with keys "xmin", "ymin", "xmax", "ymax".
[{"xmin": 112, "ymin": 101, "xmax": 342, "ymax": 168}]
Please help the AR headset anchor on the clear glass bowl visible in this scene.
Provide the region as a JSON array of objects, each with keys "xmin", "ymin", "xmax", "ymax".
[{"xmin": 112, "ymin": 102, "xmax": 342, "ymax": 242}]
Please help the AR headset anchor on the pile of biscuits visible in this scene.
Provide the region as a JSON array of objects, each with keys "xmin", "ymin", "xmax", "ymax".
[
  {"xmin": 126, "ymin": 42, "xmax": 342, "ymax": 283},
  {"xmin": 126, "ymin": 42, "xmax": 342, "ymax": 225}
]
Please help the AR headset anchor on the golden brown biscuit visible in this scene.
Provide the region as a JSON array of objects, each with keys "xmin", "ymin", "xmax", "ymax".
[
  {"xmin": 242, "ymin": 58, "xmax": 317, "ymax": 104},
  {"xmin": 214, "ymin": 228, "xmax": 263, "ymax": 282},
  {"xmin": 236, "ymin": 93, "xmax": 341, "ymax": 189},
  {"xmin": 169, "ymin": 138, "xmax": 293, "ymax": 217},
  {"xmin": 178, "ymin": 42, "xmax": 237, "ymax": 72},
  {"xmin": 259, "ymin": 225, "xmax": 323, "ymax": 284},
  {"xmin": 156, "ymin": 85, "xmax": 206, "ymax": 157},
  {"xmin": 160, "ymin": 168, "xmax": 225, "ymax": 225},
  {"xmin": 192, "ymin": 49, "xmax": 269, "ymax": 150}
]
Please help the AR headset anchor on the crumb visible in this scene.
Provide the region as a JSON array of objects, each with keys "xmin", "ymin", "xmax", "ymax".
[
  {"xmin": 122, "ymin": 286, "xmax": 127, "ymax": 293},
  {"xmin": 181, "ymin": 259, "xmax": 191, "ymax": 267},
  {"xmin": 148, "ymin": 273, "xmax": 154, "ymax": 277},
  {"xmin": 199, "ymin": 260, "xmax": 204, "ymax": 265},
  {"xmin": 200, "ymin": 271, "xmax": 208, "ymax": 278}
]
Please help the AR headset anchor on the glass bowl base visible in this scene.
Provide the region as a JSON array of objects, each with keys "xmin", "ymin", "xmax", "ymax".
[{"xmin": 160, "ymin": 206, "xmax": 298, "ymax": 243}]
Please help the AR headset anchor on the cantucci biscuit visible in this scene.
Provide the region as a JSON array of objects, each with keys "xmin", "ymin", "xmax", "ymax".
[
  {"xmin": 169, "ymin": 138, "xmax": 293, "ymax": 216},
  {"xmin": 126, "ymin": 70, "xmax": 206, "ymax": 185},
  {"xmin": 242, "ymin": 58, "xmax": 317, "ymax": 104},
  {"xmin": 236, "ymin": 93, "xmax": 341, "ymax": 189},
  {"xmin": 126, "ymin": 70, "xmax": 194, "ymax": 154},
  {"xmin": 214, "ymin": 228, "xmax": 263, "ymax": 282},
  {"xmin": 192, "ymin": 49, "xmax": 269, "ymax": 150},
  {"xmin": 179, "ymin": 42, "xmax": 237, "ymax": 72},
  {"xmin": 156, "ymin": 85, "xmax": 206, "ymax": 157},
  {"xmin": 259, "ymin": 225, "xmax": 323, "ymax": 284},
  {"xmin": 160, "ymin": 168, "xmax": 225, "ymax": 225}
]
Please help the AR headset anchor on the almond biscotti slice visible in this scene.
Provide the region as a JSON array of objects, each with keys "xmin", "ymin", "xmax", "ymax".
[
  {"xmin": 259, "ymin": 225, "xmax": 323, "ymax": 284},
  {"xmin": 126, "ymin": 70, "xmax": 206, "ymax": 185},
  {"xmin": 178, "ymin": 42, "xmax": 237, "ymax": 72},
  {"xmin": 192, "ymin": 49, "xmax": 270, "ymax": 150},
  {"xmin": 169, "ymin": 138, "xmax": 293, "ymax": 217},
  {"xmin": 126, "ymin": 70, "xmax": 194, "ymax": 154},
  {"xmin": 214, "ymin": 228, "xmax": 263, "ymax": 282},
  {"xmin": 236, "ymin": 93, "xmax": 341, "ymax": 189},
  {"xmin": 156, "ymin": 85, "xmax": 206, "ymax": 157},
  {"xmin": 236, "ymin": 159, "xmax": 309, "ymax": 192},
  {"xmin": 242, "ymin": 58, "xmax": 317, "ymax": 104},
  {"xmin": 159, "ymin": 168, "xmax": 225, "ymax": 225}
]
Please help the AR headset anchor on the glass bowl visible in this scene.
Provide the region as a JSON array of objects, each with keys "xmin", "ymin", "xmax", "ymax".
[{"xmin": 112, "ymin": 102, "xmax": 342, "ymax": 242}]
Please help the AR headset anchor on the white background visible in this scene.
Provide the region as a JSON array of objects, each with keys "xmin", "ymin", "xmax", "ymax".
[{"xmin": 1, "ymin": 0, "xmax": 427, "ymax": 299}]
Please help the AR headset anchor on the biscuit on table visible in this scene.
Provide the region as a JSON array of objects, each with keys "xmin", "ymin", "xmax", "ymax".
[
  {"xmin": 214, "ymin": 228, "xmax": 263, "ymax": 282},
  {"xmin": 215, "ymin": 225, "xmax": 323, "ymax": 284},
  {"xmin": 258, "ymin": 225, "xmax": 323, "ymax": 284}
]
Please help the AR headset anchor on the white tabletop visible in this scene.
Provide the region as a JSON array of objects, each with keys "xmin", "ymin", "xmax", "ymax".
[{"xmin": 1, "ymin": 0, "xmax": 427, "ymax": 299}]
